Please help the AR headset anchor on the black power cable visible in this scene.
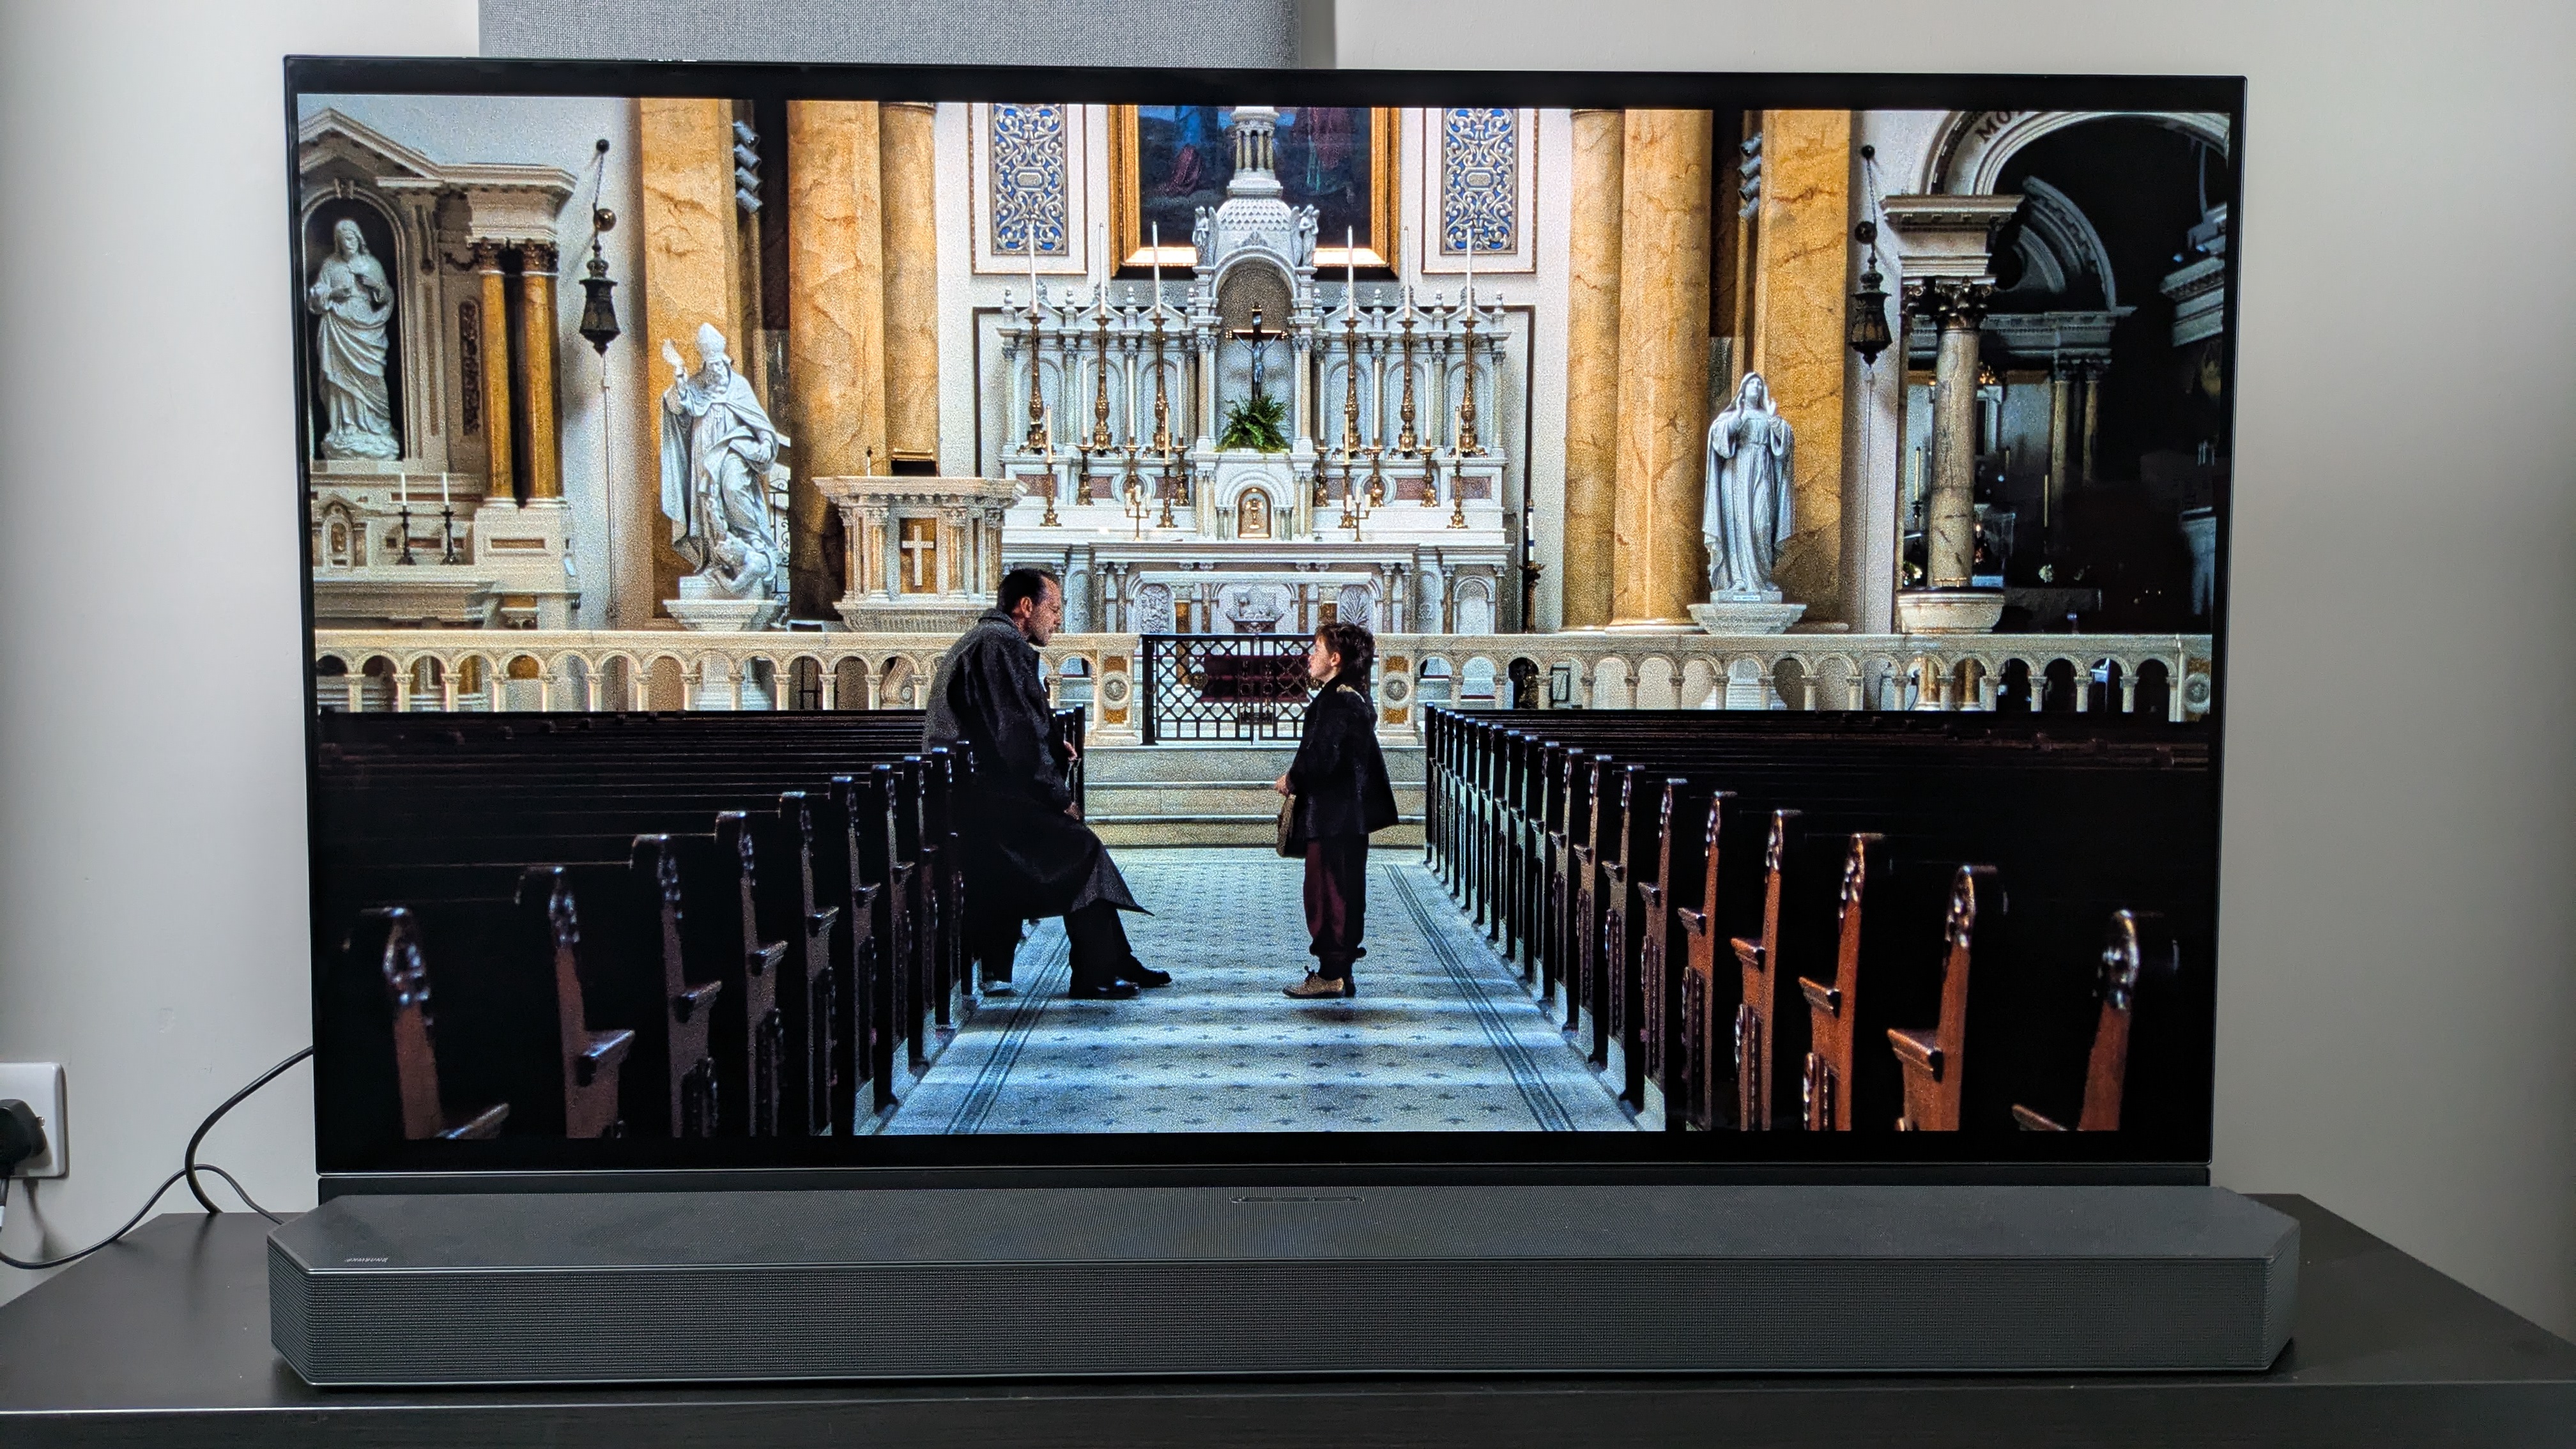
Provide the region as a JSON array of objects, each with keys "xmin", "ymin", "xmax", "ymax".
[{"xmin": 1, "ymin": 1045, "xmax": 312, "ymax": 1272}]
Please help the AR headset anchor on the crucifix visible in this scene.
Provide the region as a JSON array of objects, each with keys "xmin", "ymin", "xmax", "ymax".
[{"xmin": 1229, "ymin": 307, "xmax": 1282, "ymax": 404}]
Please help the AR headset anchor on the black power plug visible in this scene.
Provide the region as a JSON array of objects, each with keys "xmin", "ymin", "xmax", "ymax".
[{"xmin": 0, "ymin": 1098, "xmax": 40, "ymax": 1177}]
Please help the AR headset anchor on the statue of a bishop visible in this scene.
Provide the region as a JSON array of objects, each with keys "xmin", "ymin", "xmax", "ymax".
[{"xmin": 658, "ymin": 324, "xmax": 785, "ymax": 601}]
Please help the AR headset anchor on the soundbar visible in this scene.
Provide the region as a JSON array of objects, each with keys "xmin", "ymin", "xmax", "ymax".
[{"xmin": 270, "ymin": 1184, "xmax": 2297, "ymax": 1384}]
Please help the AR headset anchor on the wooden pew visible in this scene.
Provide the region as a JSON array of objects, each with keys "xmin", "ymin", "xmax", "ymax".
[{"xmin": 323, "ymin": 907, "xmax": 510, "ymax": 1144}]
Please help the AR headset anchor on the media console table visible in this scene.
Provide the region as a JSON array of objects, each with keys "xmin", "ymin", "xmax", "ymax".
[{"xmin": 2, "ymin": 1194, "xmax": 2569, "ymax": 1448}]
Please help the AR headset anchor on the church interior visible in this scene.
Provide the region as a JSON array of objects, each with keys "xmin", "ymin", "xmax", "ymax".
[{"xmin": 300, "ymin": 95, "xmax": 2230, "ymax": 1145}]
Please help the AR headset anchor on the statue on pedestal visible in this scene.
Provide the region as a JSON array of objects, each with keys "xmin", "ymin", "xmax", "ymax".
[
  {"xmin": 1703, "ymin": 371, "xmax": 1795, "ymax": 601},
  {"xmin": 305, "ymin": 218, "xmax": 400, "ymax": 460},
  {"xmin": 658, "ymin": 324, "xmax": 783, "ymax": 604}
]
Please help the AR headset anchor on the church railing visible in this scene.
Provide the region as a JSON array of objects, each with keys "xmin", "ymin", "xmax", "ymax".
[{"xmin": 310, "ymin": 629, "xmax": 2216, "ymax": 725}]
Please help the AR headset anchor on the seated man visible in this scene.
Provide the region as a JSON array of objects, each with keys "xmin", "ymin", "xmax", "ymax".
[{"xmin": 923, "ymin": 567, "xmax": 1169, "ymax": 1000}]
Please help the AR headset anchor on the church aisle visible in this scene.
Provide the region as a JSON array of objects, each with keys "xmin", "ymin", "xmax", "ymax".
[{"xmin": 877, "ymin": 848, "xmax": 1639, "ymax": 1134}]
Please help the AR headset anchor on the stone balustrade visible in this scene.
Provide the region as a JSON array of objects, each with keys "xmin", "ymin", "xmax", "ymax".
[{"xmin": 313, "ymin": 629, "xmax": 2215, "ymax": 724}]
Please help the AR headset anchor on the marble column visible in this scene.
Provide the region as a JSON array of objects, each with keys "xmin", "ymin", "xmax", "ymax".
[
  {"xmin": 2080, "ymin": 365, "xmax": 2102, "ymax": 485},
  {"xmin": 1561, "ymin": 109, "xmax": 1623, "ymax": 630},
  {"xmin": 788, "ymin": 100, "xmax": 887, "ymax": 618},
  {"xmin": 514, "ymin": 242, "xmax": 563, "ymax": 501},
  {"xmin": 1746, "ymin": 108, "xmax": 1850, "ymax": 615},
  {"xmin": 639, "ymin": 98, "xmax": 746, "ymax": 607},
  {"xmin": 1609, "ymin": 109, "xmax": 1715, "ymax": 628},
  {"xmin": 2048, "ymin": 366, "xmax": 2073, "ymax": 532},
  {"xmin": 1912, "ymin": 280, "xmax": 1989, "ymax": 590},
  {"xmin": 878, "ymin": 101, "xmax": 940, "ymax": 467},
  {"xmin": 472, "ymin": 241, "xmax": 514, "ymax": 500}
]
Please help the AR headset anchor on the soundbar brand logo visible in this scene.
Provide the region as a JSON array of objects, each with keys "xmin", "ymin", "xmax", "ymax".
[
  {"xmin": 342, "ymin": 1256, "xmax": 390, "ymax": 1262},
  {"xmin": 1230, "ymin": 1195, "xmax": 1363, "ymax": 1204}
]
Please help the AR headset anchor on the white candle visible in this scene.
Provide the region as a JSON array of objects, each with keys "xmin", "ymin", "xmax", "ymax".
[
  {"xmin": 440, "ymin": 473, "xmax": 450, "ymax": 509},
  {"xmin": 395, "ymin": 473, "xmax": 406, "ymax": 508},
  {"xmin": 1462, "ymin": 226, "xmax": 1473, "ymax": 312},
  {"xmin": 1027, "ymin": 222, "xmax": 1039, "ymax": 305},
  {"xmin": 1150, "ymin": 221, "xmax": 1162, "ymax": 310},
  {"xmin": 1346, "ymin": 224, "xmax": 1356, "ymax": 318}
]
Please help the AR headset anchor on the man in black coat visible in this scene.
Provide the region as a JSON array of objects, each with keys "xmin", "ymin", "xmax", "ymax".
[{"xmin": 923, "ymin": 568, "xmax": 1169, "ymax": 1000}]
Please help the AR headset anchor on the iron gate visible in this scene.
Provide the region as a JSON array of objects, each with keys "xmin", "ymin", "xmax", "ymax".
[{"xmin": 1139, "ymin": 633, "xmax": 1310, "ymax": 744}]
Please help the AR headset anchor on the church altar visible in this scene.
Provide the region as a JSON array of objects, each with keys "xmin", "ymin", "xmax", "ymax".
[{"xmin": 993, "ymin": 107, "xmax": 1514, "ymax": 640}]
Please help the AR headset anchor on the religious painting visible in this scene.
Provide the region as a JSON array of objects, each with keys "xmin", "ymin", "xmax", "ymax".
[{"xmin": 1112, "ymin": 105, "xmax": 1400, "ymax": 270}]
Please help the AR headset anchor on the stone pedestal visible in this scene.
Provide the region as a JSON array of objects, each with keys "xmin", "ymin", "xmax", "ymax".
[
  {"xmin": 1689, "ymin": 599, "xmax": 1807, "ymax": 635},
  {"xmin": 665, "ymin": 591, "xmax": 785, "ymax": 632},
  {"xmin": 1895, "ymin": 588, "xmax": 2005, "ymax": 634}
]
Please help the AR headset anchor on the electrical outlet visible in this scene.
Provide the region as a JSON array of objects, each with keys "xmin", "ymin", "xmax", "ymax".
[{"xmin": 0, "ymin": 1064, "xmax": 66, "ymax": 1178}]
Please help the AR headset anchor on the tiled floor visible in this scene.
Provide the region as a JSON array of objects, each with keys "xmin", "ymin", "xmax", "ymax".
[{"xmin": 879, "ymin": 848, "xmax": 1639, "ymax": 1134}]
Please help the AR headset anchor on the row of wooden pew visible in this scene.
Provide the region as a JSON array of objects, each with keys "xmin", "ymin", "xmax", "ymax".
[
  {"xmin": 309, "ymin": 708, "xmax": 1083, "ymax": 1154},
  {"xmin": 1423, "ymin": 707, "xmax": 2216, "ymax": 1140}
]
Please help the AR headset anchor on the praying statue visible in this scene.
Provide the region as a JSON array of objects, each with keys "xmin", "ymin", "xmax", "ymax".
[
  {"xmin": 1703, "ymin": 371, "xmax": 1795, "ymax": 601},
  {"xmin": 305, "ymin": 218, "xmax": 400, "ymax": 459},
  {"xmin": 658, "ymin": 323, "xmax": 785, "ymax": 601}
]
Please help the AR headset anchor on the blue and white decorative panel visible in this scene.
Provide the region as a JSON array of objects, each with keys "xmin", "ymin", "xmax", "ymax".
[
  {"xmin": 1418, "ymin": 108, "xmax": 1534, "ymax": 275},
  {"xmin": 987, "ymin": 103, "xmax": 1070, "ymax": 257},
  {"xmin": 1439, "ymin": 108, "xmax": 1517, "ymax": 256}
]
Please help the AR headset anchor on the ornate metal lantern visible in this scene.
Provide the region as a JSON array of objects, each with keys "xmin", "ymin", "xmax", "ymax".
[
  {"xmin": 577, "ymin": 210, "xmax": 620, "ymax": 357},
  {"xmin": 1847, "ymin": 220, "xmax": 1892, "ymax": 367}
]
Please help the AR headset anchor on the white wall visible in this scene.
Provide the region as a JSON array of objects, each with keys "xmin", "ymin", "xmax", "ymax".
[
  {"xmin": 6, "ymin": 0, "xmax": 2572, "ymax": 1347},
  {"xmin": 0, "ymin": 0, "xmax": 479, "ymax": 1307},
  {"xmin": 1340, "ymin": 0, "xmax": 2576, "ymax": 1340}
]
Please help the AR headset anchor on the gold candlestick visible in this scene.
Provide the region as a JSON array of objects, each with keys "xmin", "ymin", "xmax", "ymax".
[
  {"xmin": 1395, "ymin": 296, "xmax": 1419, "ymax": 456},
  {"xmin": 1455, "ymin": 303, "xmax": 1483, "ymax": 456}
]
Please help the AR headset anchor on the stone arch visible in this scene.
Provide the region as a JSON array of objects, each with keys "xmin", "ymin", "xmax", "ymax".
[
  {"xmin": 1928, "ymin": 110, "xmax": 2232, "ymax": 195},
  {"xmin": 2134, "ymin": 657, "xmax": 2174, "ymax": 721},
  {"xmin": 834, "ymin": 656, "xmax": 872, "ymax": 710},
  {"xmin": 1678, "ymin": 657, "xmax": 1719, "ymax": 709},
  {"xmin": 1772, "ymin": 656, "xmax": 1812, "ymax": 711},
  {"xmin": 1634, "ymin": 656, "xmax": 1679, "ymax": 709},
  {"xmin": 1590, "ymin": 656, "xmax": 1634, "ymax": 710},
  {"xmin": 643, "ymin": 654, "xmax": 687, "ymax": 712},
  {"xmin": 1452, "ymin": 575, "xmax": 1494, "ymax": 635},
  {"xmin": 1459, "ymin": 656, "xmax": 1498, "ymax": 703},
  {"xmin": 1416, "ymin": 655, "xmax": 1455, "ymax": 709},
  {"xmin": 597, "ymin": 652, "xmax": 639, "ymax": 712}
]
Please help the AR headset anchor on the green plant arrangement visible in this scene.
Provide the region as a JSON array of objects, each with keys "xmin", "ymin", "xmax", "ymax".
[{"xmin": 1218, "ymin": 393, "xmax": 1289, "ymax": 453}]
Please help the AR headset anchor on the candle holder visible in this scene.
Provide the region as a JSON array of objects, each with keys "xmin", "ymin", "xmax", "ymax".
[
  {"xmin": 1036, "ymin": 466, "xmax": 1061, "ymax": 528},
  {"xmin": 1157, "ymin": 452, "xmax": 1179, "ymax": 530},
  {"xmin": 395, "ymin": 503, "xmax": 417, "ymax": 565},
  {"xmin": 1121, "ymin": 450, "xmax": 1152, "ymax": 539}
]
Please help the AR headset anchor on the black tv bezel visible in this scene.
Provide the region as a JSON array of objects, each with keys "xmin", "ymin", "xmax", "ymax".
[{"xmin": 290, "ymin": 56, "xmax": 2243, "ymax": 1197}]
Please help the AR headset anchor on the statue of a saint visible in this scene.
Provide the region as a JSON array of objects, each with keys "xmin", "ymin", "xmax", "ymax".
[
  {"xmin": 1703, "ymin": 372, "xmax": 1795, "ymax": 601},
  {"xmin": 658, "ymin": 324, "xmax": 785, "ymax": 601},
  {"xmin": 305, "ymin": 218, "xmax": 399, "ymax": 460}
]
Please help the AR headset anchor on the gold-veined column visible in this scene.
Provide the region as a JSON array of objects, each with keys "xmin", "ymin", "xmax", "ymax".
[
  {"xmin": 1609, "ymin": 109, "xmax": 1715, "ymax": 627},
  {"xmin": 1560, "ymin": 109, "xmax": 1623, "ymax": 630},
  {"xmin": 638, "ymin": 98, "xmax": 746, "ymax": 610},
  {"xmin": 514, "ymin": 241, "xmax": 562, "ymax": 500},
  {"xmin": 472, "ymin": 241, "xmax": 514, "ymax": 500},
  {"xmin": 1747, "ymin": 108, "xmax": 1851, "ymax": 614},
  {"xmin": 880, "ymin": 102, "xmax": 940, "ymax": 468},
  {"xmin": 788, "ymin": 99, "xmax": 887, "ymax": 618}
]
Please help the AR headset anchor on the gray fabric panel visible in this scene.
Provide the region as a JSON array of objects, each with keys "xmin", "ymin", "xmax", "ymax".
[{"xmin": 479, "ymin": 0, "xmax": 1308, "ymax": 69}]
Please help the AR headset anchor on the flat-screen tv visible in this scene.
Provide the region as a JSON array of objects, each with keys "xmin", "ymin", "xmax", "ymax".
[{"xmin": 293, "ymin": 58, "xmax": 2240, "ymax": 1192}]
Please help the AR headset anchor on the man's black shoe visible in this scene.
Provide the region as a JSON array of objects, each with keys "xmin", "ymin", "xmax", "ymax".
[
  {"xmin": 1065, "ymin": 981, "xmax": 1139, "ymax": 1000},
  {"xmin": 1116, "ymin": 961, "xmax": 1174, "ymax": 988}
]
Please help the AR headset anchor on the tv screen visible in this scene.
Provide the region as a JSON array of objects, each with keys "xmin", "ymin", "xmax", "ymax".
[{"xmin": 293, "ymin": 59, "xmax": 2238, "ymax": 1186}]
